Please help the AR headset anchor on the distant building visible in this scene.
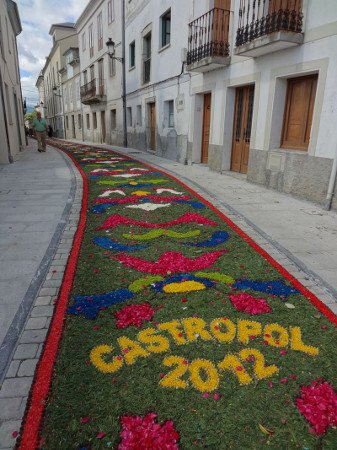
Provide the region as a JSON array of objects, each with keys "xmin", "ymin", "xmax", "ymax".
[
  {"xmin": 76, "ymin": 0, "xmax": 123, "ymax": 145},
  {"xmin": 60, "ymin": 47, "xmax": 82, "ymax": 140},
  {"xmin": 40, "ymin": 23, "xmax": 78, "ymax": 138},
  {"xmin": 0, "ymin": 0, "xmax": 26, "ymax": 164}
]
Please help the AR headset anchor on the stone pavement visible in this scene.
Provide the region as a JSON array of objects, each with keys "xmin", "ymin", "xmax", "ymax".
[
  {"xmin": 0, "ymin": 138, "xmax": 82, "ymax": 449},
  {"xmin": 0, "ymin": 138, "xmax": 336, "ymax": 448}
]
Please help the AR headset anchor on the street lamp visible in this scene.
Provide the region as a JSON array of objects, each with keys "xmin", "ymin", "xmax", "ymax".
[{"xmin": 106, "ymin": 35, "xmax": 127, "ymax": 148}]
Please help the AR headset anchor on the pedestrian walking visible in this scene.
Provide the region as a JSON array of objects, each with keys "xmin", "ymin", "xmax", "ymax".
[
  {"xmin": 47, "ymin": 125, "xmax": 53, "ymax": 138},
  {"xmin": 32, "ymin": 112, "xmax": 47, "ymax": 152}
]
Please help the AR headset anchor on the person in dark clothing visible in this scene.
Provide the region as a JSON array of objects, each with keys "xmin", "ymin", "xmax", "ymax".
[{"xmin": 47, "ymin": 125, "xmax": 53, "ymax": 138}]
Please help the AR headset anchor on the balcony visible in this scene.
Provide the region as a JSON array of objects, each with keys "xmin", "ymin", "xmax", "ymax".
[
  {"xmin": 235, "ymin": 0, "xmax": 304, "ymax": 57},
  {"xmin": 186, "ymin": 7, "xmax": 230, "ymax": 73},
  {"xmin": 80, "ymin": 79, "xmax": 106, "ymax": 105}
]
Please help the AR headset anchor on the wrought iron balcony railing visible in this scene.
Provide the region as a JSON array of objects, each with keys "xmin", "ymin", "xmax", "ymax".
[
  {"xmin": 187, "ymin": 7, "xmax": 230, "ymax": 66},
  {"xmin": 236, "ymin": 0, "xmax": 303, "ymax": 47},
  {"xmin": 80, "ymin": 78, "xmax": 105, "ymax": 104}
]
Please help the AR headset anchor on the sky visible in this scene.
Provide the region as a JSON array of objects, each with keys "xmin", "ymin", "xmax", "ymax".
[{"xmin": 16, "ymin": 0, "xmax": 85, "ymax": 108}]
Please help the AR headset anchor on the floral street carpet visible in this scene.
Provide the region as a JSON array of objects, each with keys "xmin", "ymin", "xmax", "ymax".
[{"xmin": 19, "ymin": 142, "xmax": 337, "ymax": 449}]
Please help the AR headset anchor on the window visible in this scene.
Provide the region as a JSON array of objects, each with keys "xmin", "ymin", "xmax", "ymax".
[
  {"xmin": 83, "ymin": 70, "xmax": 88, "ymax": 85},
  {"xmin": 111, "ymin": 109, "xmax": 117, "ymax": 129},
  {"xmin": 137, "ymin": 105, "xmax": 142, "ymax": 126},
  {"xmin": 143, "ymin": 32, "xmax": 151, "ymax": 83},
  {"xmin": 109, "ymin": 57, "xmax": 116, "ymax": 77},
  {"xmin": 82, "ymin": 32, "xmax": 86, "ymax": 51},
  {"xmin": 5, "ymin": 18, "xmax": 11, "ymax": 54},
  {"xmin": 93, "ymin": 112, "xmax": 97, "ymax": 129},
  {"xmin": 0, "ymin": 18, "xmax": 4, "ymax": 57},
  {"xmin": 127, "ymin": 107, "xmax": 132, "ymax": 127},
  {"xmin": 281, "ymin": 74, "xmax": 318, "ymax": 150},
  {"xmin": 86, "ymin": 113, "xmax": 90, "ymax": 128},
  {"xmin": 66, "ymin": 115, "xmax": 69, "ymax": 129},
  {"xmin": 5, "ymin": 83, "xmax": 12, "ymax": 123},
  {"xmin": 160, "ymin": 9, "xmax": 171, "ymax": 48},
  {"xmin": 97, "ymin": 12, "xmax": 103, "ymax": 50},
  {"xmin": 78, "ymin": 114, "xmax": 82, "ymax": 129},
  {"xmin": 129, "ymin": 41, "xmax": 135, "ymax": 68},
  {"xmin": 165, "ymin": 100, "xmax": 174, "ymax": 127},
  {"xmin": 89, "ymin": 23, "xmax": 94, "ymax": 57},
  {"xmin": 108, "ymin": 0, "xmax": 114, "ymax": 23}
]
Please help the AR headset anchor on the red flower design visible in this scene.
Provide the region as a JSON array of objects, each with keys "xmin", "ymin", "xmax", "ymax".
[
  {"xmin": 118, "ymin": 413, "xmax": 179, "ymax": 449},
  {"xmin": 115, "ymin": 250, "xmax": 226, "ymax": 274},
  {"xmin": 98, "ymin": 212, "xmax": 217, "ymax": 230},
  {"xmin": 296, "ymin": 380, "xmax": 337, "ymax": 435},
  {"xmin": 115, "ymin": 303, "xmax": 158, "ymax": 329},
  {"xmin": 229, "ymin": 293, "xmax": 272, "ymax": 315},
  {"xmin": 95, "ymin": 195, "xmax": 190, "ymax": 205}
]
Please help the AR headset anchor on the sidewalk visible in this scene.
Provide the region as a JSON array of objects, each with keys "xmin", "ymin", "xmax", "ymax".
[{"xmin": 0, "ymin": 138, "xmax": 336, "ymax": 448}]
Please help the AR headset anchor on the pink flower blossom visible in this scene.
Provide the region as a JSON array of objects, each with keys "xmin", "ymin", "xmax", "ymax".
[
  {"xmin": 280, "ymin": 350, "xmax": 287, "ymax": 356},
  {"xmin": 213, "ymin": 393, "xmax": 221, "ymax": 400},
  {"xmin": 115, "ymin": 303, "xmax": 158, "ymax": 329},
  {"xmin": 118, "ymin": 413, "xmax": 179, "ymax": 449},
  {"xmin": 97, "ymin": 431, "xmax": 105, "ymax": 439},
  {"xmin": 81, "ymin": 416, "xmax": 90, "ymax": 424},
  {"xmin": 229, "ymin": 293, "xmax": 272, "ymax": 315},
  {"xmin": 296, "ymin": 380, "xmax": 337, "ymax": 435}
]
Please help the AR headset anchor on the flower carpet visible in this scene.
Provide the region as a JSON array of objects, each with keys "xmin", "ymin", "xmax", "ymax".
[{"xmin": 19, "ymin": 143, "xmax": 337, "ymax": 449}]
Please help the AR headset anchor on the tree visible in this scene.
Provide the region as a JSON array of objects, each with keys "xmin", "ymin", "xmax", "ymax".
[{"xmin": 24, "ymin": 111, "xmax": 37, "ymax": 122}]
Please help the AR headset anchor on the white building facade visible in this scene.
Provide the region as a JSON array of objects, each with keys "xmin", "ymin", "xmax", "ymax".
[
  {"xmin": 41, "ymin": 23, "xmax": 78, "ymax": 138},
  {"xmin": 0, "ymin": 0, "xmax": 25, "ymax": 164},
  {"xmin": 123, "ymin": 0, "xmax": 192, "ymax": 163},
  {"xmin": 61, "ymin": 47, "xmax": 82, "ymax": 140},
  {"xmin": 76, "ymin": 0, "xmax": 123, "ymax": 145},
  {"xmin": 186, "ymin": 0, "xmax": 337, "ymax": 209}
]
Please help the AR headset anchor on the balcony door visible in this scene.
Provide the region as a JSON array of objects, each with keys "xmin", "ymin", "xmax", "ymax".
[
  {"xmin": 231, "ymin": 85, "xmax": 254, "ymax": 174},
  {"xmin": 148, "ymin": 102, "xmax": 156, "ymax": 151},
  {"xmin": 98, "ymin": 59, "xmax": 104, "ymax": 96},
  {"xmin": 101, "ymin": 111, "xmax": 106, "ymax": 143},
  {"xmin": 201, "ymin": 93, "xmax": 212, "ymax": 164}
]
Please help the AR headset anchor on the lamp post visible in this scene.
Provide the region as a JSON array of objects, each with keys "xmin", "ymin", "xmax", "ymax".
[
  {"xmin": 106, "ymin": 32, "xmax": 127, "ymax": 148},
  {"xmin": 53, "ymin": 85, "xmax": 66, "ymax": 139}
]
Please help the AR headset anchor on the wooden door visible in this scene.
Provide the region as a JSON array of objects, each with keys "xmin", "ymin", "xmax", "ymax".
[
  {"xmin": 281, "ymin": 75, "xmax": 317, "ymax": 150},
  {"xmin": 149, "ymin": 103, "xmax": 156, "ymax": 151},
  {"xmin": 101, "ymin": 111, "xmax": 106, "ymax": 143},
  {"xmin": 201, "ymin": 93, "xmax": 211, "ymax": 164},
  {"xmin": 231, "ymin": 85, "xmax": 255, "ymax": 174},
  {"xmin": 268, "ymin": 0, "xmax": 301, "ymax": 14}
]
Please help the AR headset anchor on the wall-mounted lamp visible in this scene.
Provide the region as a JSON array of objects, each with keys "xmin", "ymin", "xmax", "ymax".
[{"xmin": 106, "ymin": 38, "xmax": 123, "ymax": 63}]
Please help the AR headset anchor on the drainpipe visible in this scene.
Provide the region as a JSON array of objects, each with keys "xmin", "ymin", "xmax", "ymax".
[
  {"xmin": 122, "ymin": 0, "xmax": 127, "ymax": 148},
  {"xmin": 0, "ymin": 70, "xmax": 13, "ymax": 163},
  {"xmin": 324, "ymin": 144, "xmax": 337, "ymax": 210}
]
